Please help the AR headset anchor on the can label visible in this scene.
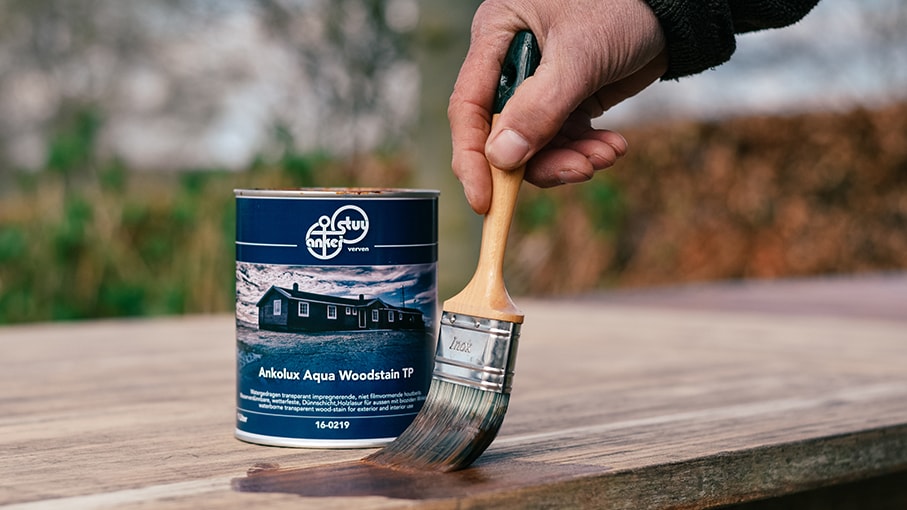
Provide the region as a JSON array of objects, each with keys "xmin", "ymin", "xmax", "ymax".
[{"xmin": 234, "ymin": 190, "xmax": 438, "ymax": 446}]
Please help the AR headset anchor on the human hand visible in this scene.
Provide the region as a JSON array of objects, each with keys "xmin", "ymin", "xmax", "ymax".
[{"xmin": 449, "ymin": 0, "xmax": 668, "ymax": 214}]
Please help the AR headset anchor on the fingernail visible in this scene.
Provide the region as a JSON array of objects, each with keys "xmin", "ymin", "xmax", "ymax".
[
  {"xmin": 486, "ymin": 129, "xmax": 531, "ymax": 169},
  {"xmin": 612, "ymin": 133, "xmax": 628, "ymax": 156},
  {"xmin": 557, "ymin": 169, "xmax": 590, "ymax": 184},
  {"xmin": 462, "ymin": 184, "xmax": 487, "ymax": 214}
]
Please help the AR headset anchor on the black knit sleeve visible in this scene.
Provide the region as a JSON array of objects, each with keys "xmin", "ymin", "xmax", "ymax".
[
  {"xmin": 727, "ymin": 0, "xmax": 822, "ymax": 33},
  {"xmin": 643, "ymin": 0, "xmax": 821, "ymax": 80}
]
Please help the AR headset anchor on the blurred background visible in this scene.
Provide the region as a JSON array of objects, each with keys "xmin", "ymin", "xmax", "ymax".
[{"xmin": 0, "ymin": 0, "xmax": 905, "ymax": 324}]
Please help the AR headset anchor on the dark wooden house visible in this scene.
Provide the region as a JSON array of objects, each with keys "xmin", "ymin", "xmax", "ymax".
[{"xmin": 256, "ymin": 283, "xmax": 424, "ymax": 332}]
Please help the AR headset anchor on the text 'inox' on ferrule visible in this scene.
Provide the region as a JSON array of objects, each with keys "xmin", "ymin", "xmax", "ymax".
[{"xmin": 433, "ymin": 312, "xmax": 521, "ymax": 394}]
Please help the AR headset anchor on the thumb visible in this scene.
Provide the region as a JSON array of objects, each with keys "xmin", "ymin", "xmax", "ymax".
[{"xmin": 484, "ymin": 59, "xmax": 587, "ymax": 170}]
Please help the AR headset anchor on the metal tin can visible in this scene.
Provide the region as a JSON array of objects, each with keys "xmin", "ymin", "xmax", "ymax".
[{"xmin": 234, "ymin": 188, "xmax": 438, "ymax": 448}]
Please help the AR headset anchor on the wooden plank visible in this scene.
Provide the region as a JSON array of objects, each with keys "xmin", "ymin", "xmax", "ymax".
[
  {"xmin": 2, "ymin": 278, "xmax": 906, "ymax": 509},
  {"xmin": 581, "ymin": 272, "xmax": 907, "ymax": 322},
  {"xmin": 723, "ymin": 471, "xmax": 907, "ymax": 510}
]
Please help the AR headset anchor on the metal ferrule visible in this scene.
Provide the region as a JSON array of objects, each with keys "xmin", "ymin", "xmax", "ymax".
[{"xmin": 432, "ymin": 311, "xmax": 521, "ymax": 394}]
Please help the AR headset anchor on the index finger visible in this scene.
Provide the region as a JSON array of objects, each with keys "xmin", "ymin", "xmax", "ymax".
[{"xmin": 449, "ymin": 29, "xmax": 518, "ymax": 214}]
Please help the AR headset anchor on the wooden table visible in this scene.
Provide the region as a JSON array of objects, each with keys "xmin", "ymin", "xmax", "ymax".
[{"xmin": 3, "ymin": 274, "xmax": 906, "ymax": 509}]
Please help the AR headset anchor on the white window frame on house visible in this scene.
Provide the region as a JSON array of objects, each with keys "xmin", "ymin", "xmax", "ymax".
[
  {"xmin": 346, "ymin": 306, "xmax": 352, "ymax": 315},
  {"xmin": 273, "ymin": 299, "xmax": 281, "ymax": 315},
  {"xmin": 372, "ymin": 310, "xmax": 379, "ymax": 323},
  {"xmin": 298, "ymin": 301, "xmax": 309, "ymax": 317},
  {"xmin": 388, "ymin": 310, "xmax": 394, "ymax": 322},
  {"xmin": 327, "ymin": 305, "xmax": 337, "ymax": 319}
]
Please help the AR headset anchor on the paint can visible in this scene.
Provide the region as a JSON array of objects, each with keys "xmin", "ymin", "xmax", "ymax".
[{"xmin": 234, "ymin": 188, "xmax": 439, "ymax": 448}]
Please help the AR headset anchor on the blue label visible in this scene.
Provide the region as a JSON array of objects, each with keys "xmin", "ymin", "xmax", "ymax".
[
  {"xmin": 236, "ymin": 197, "xmax": 438, "ymax": 265},
  {"xmin": 235, "ymin": 194, "xmax": 438, "ymax": 443}
]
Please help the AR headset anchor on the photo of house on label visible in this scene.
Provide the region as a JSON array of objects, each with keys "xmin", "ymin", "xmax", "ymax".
[
  {"xmin": 256, "ymin": 283, "xmax": 425, "ymax": 333},
  {"xmin": 236, "ymin": 262, "xmax": 435, "ymax": 333}
]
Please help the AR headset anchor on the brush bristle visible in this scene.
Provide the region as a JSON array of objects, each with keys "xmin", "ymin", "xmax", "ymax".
[{"xmin": 363, "ymin": 379, "xmax": 509, "ymax": 472}]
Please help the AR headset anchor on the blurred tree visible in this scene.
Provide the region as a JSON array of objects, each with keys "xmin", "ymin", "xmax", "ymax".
[
  {"xmin": 410, "ymin": 0, "xmax": 482, "ymax": 297},
  {"xmin": 0, "ymin": 0, "xmax": 422, "ymax": 177},
  {"xmin": 2, "ymin": 0, "xmax": 905, "ymax": 181},
  {"xmin": 0, "ymin": 1, "xmax": 132, "ymax": 187},
  {"xmin": 256, "ymin": 0, "xmax": 418, "ymax": 159},
  {"xmin": 860, "ymin": 0, "xmax": 907, "ymax": 103}
]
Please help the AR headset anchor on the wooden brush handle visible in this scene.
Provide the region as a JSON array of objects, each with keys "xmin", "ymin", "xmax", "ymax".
[
  {"xmin": 443, "ymin": 31, "xmax": 538, "ymax": 324},
  {"xmin": 443, "ymin": 115, "xmax": 525, "ymax": 324}
]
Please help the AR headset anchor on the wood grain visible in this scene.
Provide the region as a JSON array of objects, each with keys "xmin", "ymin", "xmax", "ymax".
[{"xmin": 2, "ymin": 275, "xmax": 906, "ymax": 509}]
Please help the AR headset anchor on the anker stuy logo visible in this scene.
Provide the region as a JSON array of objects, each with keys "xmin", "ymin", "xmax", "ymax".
[{"xmin": 305, "ymin": 205, "xmax": 370, "ymax": 260}]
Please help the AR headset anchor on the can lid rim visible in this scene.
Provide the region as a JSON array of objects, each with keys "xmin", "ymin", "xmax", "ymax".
[{"xmin": 234, "ymin": 188, "xmax": 439, "ymax": 198}]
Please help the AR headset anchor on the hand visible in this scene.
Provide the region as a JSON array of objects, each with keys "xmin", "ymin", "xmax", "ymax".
[{"xmin": 449, "ymin": 0, "xmax": 668, "ymax": 214}]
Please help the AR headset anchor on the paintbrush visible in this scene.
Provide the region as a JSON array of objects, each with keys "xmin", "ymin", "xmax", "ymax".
[{"xmin": 364, "ymin": 31, "xmax": 541, "ymax": 472}]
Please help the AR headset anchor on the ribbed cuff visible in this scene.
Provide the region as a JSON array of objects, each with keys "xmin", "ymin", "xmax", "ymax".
[
  {"xmin": 728, "ymin": 0, "xmax": 821, "ymax": 33},
  {"xmin": 642, "ymin": 0, "xmax": 737, "ymax": 80}
]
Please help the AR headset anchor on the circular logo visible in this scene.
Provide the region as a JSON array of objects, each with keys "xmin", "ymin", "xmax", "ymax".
[{"xmin": 305, "ymin": 205, "xmax": 370, "ymax": 260}]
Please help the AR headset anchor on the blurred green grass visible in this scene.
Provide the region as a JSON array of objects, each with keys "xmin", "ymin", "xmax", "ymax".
[
  {"xmin": 0, "ymin": 108, "xmax": 374, "ymax": 324},
  {"xmin": 0, "ymin": 156, "xmax": 387, "ymax": 323}
]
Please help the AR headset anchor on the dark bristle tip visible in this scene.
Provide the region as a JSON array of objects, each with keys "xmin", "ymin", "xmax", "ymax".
[{"xmin": 363, "ymin": 380, "xmax": 510, "ymax": 472}]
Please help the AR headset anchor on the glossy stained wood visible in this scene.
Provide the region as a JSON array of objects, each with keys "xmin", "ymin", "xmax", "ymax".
[{"xmin": 2, "ymin": 274, "xmax": 906, "ymax": 509}]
